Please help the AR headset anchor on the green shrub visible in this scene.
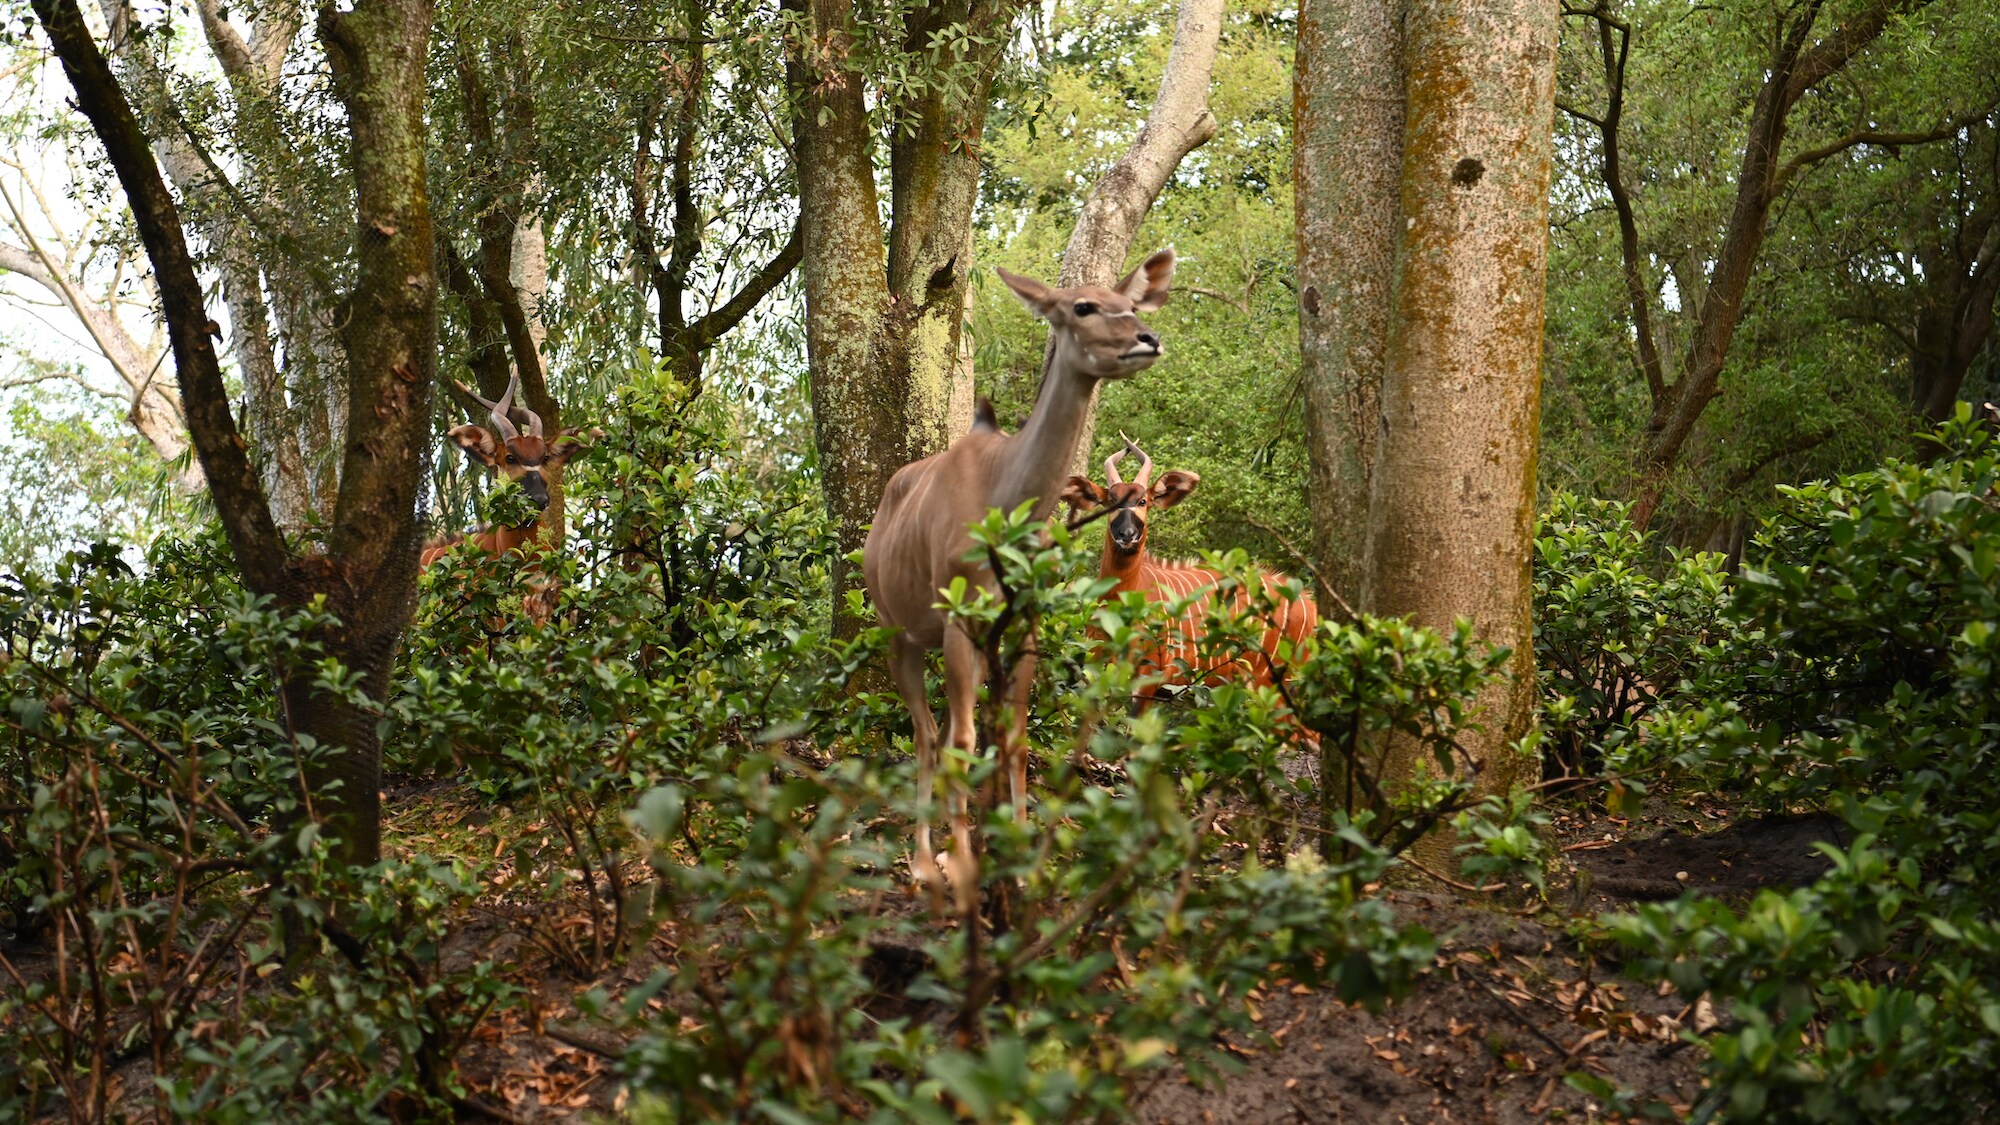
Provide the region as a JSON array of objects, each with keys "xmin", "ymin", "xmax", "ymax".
[
  {"xmin": 0, "ymin": 541, "xmax": 507, "ymax": 1123},
  {"xmin": 1532, "ymin": 493, "xmax": 1731, "ymax": 781},
  {"xmin": 1588, "ymin": 408, "xmax": 2000, "ymax": 1123}
]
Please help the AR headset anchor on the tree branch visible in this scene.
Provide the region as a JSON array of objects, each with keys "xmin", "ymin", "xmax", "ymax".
[
  {"xmin": 687, "ymin": 220, "xmax": 803, "ymax": 345},
  {"xmin": 1783, "ymin": 0, "xmax": 1919, "ymax": 111},
  {"xmin": 1773, "ymin": 102, "xmax": 2000, "ymax": 195},
  {"xmin": 31, "ymin": 0, "xmax": 276, "ymax": 571}
]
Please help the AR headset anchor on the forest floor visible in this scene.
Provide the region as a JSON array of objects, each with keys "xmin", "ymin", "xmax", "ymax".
[
  {"xmin": 393, "ymin": 779, "xmax": 1846, "ymax": 1125},
  {"xmin": 21, "ymin": 779, "xmax": 1843, "ymax": 1123}
]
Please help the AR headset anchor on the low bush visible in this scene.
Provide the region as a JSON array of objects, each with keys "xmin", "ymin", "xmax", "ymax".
[
  {"xmin": 1532, "ymin": 493, "xmax": 1732, "ymax": 782},
  {"xmin": 1587, "ymin": 408, "xmax": 2000, "ymax": 1123}
]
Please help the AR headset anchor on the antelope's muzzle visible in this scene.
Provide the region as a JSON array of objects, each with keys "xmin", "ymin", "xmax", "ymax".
[
  {"xmin": 1109, "ymin": 508, "xmax": 1144, "ymax": 553},
  {"xmin": 522, "ymin": 470, "xmax": 550, "ymax": 509}
]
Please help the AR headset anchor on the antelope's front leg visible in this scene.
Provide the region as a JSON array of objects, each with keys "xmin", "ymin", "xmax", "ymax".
[{"xmin": 1001, "ymin": 632, "xmax": 1037, "ymax": 824}]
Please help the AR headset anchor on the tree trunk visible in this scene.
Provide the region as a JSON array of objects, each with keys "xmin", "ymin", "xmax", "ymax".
[
  {"xmin": 36, "ymin": 0, "xmax": 438, "ymax": 869},
  {"xmin": 788, "ymin": 0, "xmax": 1011, "ymax": 632},
  {"xmin": 1295, "ymin": 0, "xmax": 1403, "ymax": 605},
  {"xmin": 1359, "ymin": 0, "xmax": 1560, "ymax": 864},
  {"xmin": 1059, "ymin": 0, "xmax": 1223, "ymax": 472},
  {"xmin": 306, "ymin": 0, "xmax": 438, "ymax": 867},
  {"xmin": 1912, "ymin": 215, "xmax": 2000, "ymax": 422}
]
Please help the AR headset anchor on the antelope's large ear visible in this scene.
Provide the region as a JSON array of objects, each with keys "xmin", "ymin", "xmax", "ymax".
[
  {"xmin": 546, "ymin": 426, "xmax": 604, "ymax": 466},
  {"xmin": 1149, "ymin": 469, "xmax": 1199, "ymax": 511},
  {"xmin": 996, "ymin": 266, "xmax": 1059, "ymax": 319},
  {"xmin": 1060, "ymin": 476, "xmax": 1106, "ymax": 511},
  {"xmin": 1115, "ymin": 248, "xmax": 1175, "ymax": 312},
  {"xmin": 448, "ymin": 424, "xmax": 501, "ymax": 467}
]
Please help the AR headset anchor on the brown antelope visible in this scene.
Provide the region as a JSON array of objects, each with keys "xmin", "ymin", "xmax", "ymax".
[
  {"xmin": 1062, "ymin": 438, "xmax": 1318, "ymax": 694},
  {"xmin": 864, "ymin": 249, "xmax": 1176, "ymax": 900},
  {"xmin": 422, "ymin": 370, "xmax": 591, "ymax": 621}
]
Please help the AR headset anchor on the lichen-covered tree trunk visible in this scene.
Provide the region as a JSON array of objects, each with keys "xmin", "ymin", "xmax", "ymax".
[
  {"xmin": 1295, "ymin": 0, "xmax": 1403, "ymax": 605},
  {"xmin": 1360, "ymin": 0, "xmax": 1559, "ymax": 863},
  {"xmin": 788, "ymin": 0, "xmax": 1010, "ymax": 631}
]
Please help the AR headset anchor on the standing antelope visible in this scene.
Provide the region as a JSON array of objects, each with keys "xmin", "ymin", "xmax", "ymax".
[
  {"xmin": 1062, "ymin": 438, "xmax": 1318, "ymax": 692},
  {"xmin": 864, "ymin": 249, "xmax": 1176, "ymax": 898},
  {"xmin": 422, "ymin": 370, "xmax": 591, "ymax": 620}
]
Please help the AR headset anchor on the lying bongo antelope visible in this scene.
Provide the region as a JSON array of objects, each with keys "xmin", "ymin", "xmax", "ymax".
[{"xmin": 1062, "ymin": 438, "xmax": 1318, "ymax": 694}]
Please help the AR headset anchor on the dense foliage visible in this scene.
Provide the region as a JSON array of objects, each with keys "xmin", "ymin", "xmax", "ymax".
[
  {"xmin": 4, "ymin": 374, "xmax": 1548, "ymax": 1121},
  {"xmin": 1582, "ymin": 411, "xmax": 2000, "ymax": 1122}
]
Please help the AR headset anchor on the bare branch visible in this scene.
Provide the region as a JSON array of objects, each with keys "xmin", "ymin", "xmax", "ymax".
[{"xmin": 1180, "ymin": 283, "xmax": 1249, "ymax": 314}]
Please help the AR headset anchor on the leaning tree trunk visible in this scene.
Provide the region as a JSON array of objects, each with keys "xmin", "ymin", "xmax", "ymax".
[
  {"xmin": 1295, "ymin": 0, "xmax": 1403, "ymax": 605},
  {"xmin": 1060, "ymin": 0, "xmax": 1223, "ymax": 472},
  {"xmin": 36, "ymin": 0, "xmax": 438, "ymax": 869},
  {"xmin": 1359, "ymin": 0, "xmax": 1560, "ymax": 865}
]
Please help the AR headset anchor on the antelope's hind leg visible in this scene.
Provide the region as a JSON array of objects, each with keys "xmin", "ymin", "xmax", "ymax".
[
  {"xmin": 939, "ymin": 625, "xmax": 985, "ymax": 913},
  {"xmin": 1001, "ymin": 632, "xmax": 1037, "ymax": 824},
  {"xmin": 887, "ymin": 632, "xmax": 946, "ymax": 905}
]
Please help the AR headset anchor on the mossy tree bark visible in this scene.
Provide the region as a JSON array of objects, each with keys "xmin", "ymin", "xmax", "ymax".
[
  {"xmin": 1361, "ymin": 0, "xmax": 1560, "ymax": 864},
  {"xmin": 1295, "ymin": 0, "xmax": 1559, "ymax": 871},
  {"xmin": 786, "ymin": 0, "xmax": 1017, "ymax": 632},
  {"xmin": 34, "ymin": 0, "xmax": 439, "ymax": 868},
  {"xmin": 1295, "ymin": 0, "xmax": 1403, "ymax": 605}
]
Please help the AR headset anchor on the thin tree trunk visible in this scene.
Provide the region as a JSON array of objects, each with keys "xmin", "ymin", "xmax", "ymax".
[
  {"xmin": 1361, "ymin": 0, "xmax": 1560, "ymax": 864},
  {"xmin": 1295, "ymin": 0, "xmax": 1402, "ymax": 605}
]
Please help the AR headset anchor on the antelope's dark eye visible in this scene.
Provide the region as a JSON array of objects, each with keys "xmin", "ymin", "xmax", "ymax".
[
  {"xmin": 505, "ymin": 454, "xmax": 517, "ymax": 464},
  {"xmin": 1073, "ymin": 301, "xmax": 1097, "ymax": 317}
]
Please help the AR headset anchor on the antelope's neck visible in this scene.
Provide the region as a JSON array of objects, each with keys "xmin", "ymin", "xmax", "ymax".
[
  {"xmin": 487, "ymin": 517, "xmax": 542, "ymax": 554},
  {"xmin": 991, "ymin": 349, "xmax": 1095, "ymax": 519},
  {"xmin": 1100, "ymin": 543, "xmax": 1148, "ymax": 593}
]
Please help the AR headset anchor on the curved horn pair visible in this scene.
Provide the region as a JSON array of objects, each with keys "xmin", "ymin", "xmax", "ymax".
[
  {"xmin": 461, "ymin": 370, "xmax": 544, "ymax": 439},
  {"xmin": 1104, "ymin": 432, "xmax": 1154, "ymax": 488}
]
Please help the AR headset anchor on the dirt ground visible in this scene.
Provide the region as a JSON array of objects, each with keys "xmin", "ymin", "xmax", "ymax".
[
  {"xmin": 425, "ymin": 785, "xmax": 1847, "ymax": 1124},
  {"xmin": 26, "ymin": 782, "xmax": 1845, "ymax": 1123}
]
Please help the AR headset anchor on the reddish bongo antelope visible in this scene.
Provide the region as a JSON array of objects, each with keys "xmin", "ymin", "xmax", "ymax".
[
  {"xmin": 1062, "ymin": 438, "xmax": 1318, "ymax": 692},
  {"xmin": 864, "ymin": 250, "xmax": 1176, "ymax": 902},
  {"xmin": 422, "ymin": 370, "xmax": 592, "ymax": 621}
]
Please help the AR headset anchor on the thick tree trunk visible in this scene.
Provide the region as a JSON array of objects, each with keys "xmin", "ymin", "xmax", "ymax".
[
  {"xmin": 308, "ymin": 0, "xmax": 437, "ymax": 866},
  {"xmin": 1360, "ymin": 0, "xmax": 1559, "ymax": 861},
  {"xmin": 1060, "ymin": 0, "xmax": 1223, "ymax": 471},
  {"xmin": 1295, "ymin": 0, "xmax": 1403, "ymax": 605}
]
